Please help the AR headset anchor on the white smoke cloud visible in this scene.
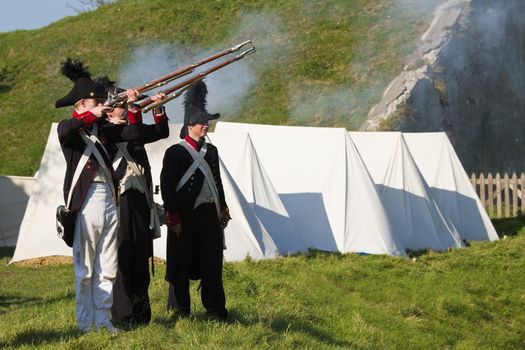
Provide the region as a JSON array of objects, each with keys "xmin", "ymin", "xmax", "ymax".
[
  {"xmin": 289, "ymin": 0, "xmax": 444, "ymax": 128},
  {"xmin": 117, "ymin": 44, "xmax": 257, "ymax": 124},
  {"xmin": 117, "ymin": 11, "xmax": 286, "ymax": 125},
  {"xmin": 290, "ymin": 86, "xmax": 354, "ymax": 125},
  {"xmin": 227, "ymin": 11, "xmax": 290, "ymax": 69},
  {"xmin": 117, "ymin": 4, "xmax": 445, "ymax": 129}
]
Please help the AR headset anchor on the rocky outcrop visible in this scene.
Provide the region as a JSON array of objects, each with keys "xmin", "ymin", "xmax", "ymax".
[
  {"xmin": 360, "ymin": 0, "xmax": 469, "ymax": 131},
  {"xmin": 361, "ymin": 0, "xmax": 525, "ymax": 173}
]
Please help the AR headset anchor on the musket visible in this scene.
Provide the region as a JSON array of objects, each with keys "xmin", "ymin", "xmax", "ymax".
[
  {"xmin": 139, "ymin": 46, "xmax": 256, "ymax": 112},
  {"xmin": 105, "ymin": 40, "xmax": 253, "ymax": 108}
]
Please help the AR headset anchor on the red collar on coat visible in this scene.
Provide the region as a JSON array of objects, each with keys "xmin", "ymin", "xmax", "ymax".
[
  {"xmin": 73, "ymin": 110, "xmax": 95, "ymax": 120},
  {"xmin": 184, "ymin": 135, "xmax": 202, "ymax": 150}
]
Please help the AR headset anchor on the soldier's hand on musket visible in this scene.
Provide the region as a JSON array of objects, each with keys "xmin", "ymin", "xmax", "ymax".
[
  {"xmin": 126, "ymin": 89, "xmax": 140, "ymax": 111},
  {"xmin": 125, "ymin": 89, "xmax": 140, "ymax": 103},
  {"xmin": 151, "ymin": 92, "xmax": 167, "ymax": 102},
  {"xmin": 91, "ymin": 105, "xmax": 112, "ymax": 118},
  {"xmin": 151, "ymin": 93, "xmax": 167, "ymax": 115}
]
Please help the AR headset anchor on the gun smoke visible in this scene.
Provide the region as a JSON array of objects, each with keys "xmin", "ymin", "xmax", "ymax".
[
  {"xmin": 117, "ymin": 11, "xmax": 286, "ymax": 125},
  {"xmin": 117, "ymin": 3, "xmax": 437, "ymax": 128},
  {"xmin": 287, "ymin": 0, "xmax": 442, "ymax": 128}
]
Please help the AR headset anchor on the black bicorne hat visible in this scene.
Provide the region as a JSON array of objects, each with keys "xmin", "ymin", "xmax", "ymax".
[
  {"xmin": 55, "ymin": 58, "xmax": 106, "ymax": 108},
  {"xmin": 180, "ymin": 80, "xmax": 220, "ymax": 138}
]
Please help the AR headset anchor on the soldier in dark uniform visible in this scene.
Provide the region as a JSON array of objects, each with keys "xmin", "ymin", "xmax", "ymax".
[
  {"xmin": 97, "ymin": 77, "xmax": 170, "ymax": 327},
  {"xmin": 160, "ymin": 80, "xmax": 231, "ymax": 320},
  {"xmin": 55, "ymin": 59, "xmax": 141, "ymax": 334}
]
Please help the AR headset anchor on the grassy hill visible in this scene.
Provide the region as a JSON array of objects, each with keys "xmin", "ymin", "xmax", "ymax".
[
  {"xmin": 1, "ymin": 217, "xmax": 524, "ymax": 349},
  {"xmin": 0, "ymin": 0, "xmax": 438, "ymax": 176}
]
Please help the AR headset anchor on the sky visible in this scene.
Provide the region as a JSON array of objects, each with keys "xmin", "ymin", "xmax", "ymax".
[{"xmin": 0, "ymin": 0, "xmax": 85, "ymax": 32}]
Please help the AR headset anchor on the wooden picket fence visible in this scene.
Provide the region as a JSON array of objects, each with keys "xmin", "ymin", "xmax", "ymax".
[{"xmin": 471, "ymin": 172, "xmax": 525, "ymax": 218}]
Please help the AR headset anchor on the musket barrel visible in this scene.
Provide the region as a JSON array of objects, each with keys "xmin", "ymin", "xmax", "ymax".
[
  {"xmin": 106, "ymin": 41, "xmax": 254, "ymax": 108},
  {"xmin": 138, "ymin": 46, "xmax": 256, "ymax": 111},
  {"xmin": 133, "ymin": 40, "xmax": 254, "ymax": 95}
]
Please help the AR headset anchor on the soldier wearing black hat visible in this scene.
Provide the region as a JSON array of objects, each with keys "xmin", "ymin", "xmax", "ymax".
[
  {"xmin": 96, "ymin": 77, "xmax": 170, "ymax": 327},
  {"xmin": 56, "ymin": 58, "xmax": 142, "ymax": 334},
  {"xmin": 160, "ymin": 80, "xmax": 231, "ymax": 320}
]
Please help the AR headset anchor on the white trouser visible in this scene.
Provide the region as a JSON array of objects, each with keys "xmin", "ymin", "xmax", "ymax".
[{"xmin": 73, "ymin": 182, "xmax": 118, "ymax": 331}]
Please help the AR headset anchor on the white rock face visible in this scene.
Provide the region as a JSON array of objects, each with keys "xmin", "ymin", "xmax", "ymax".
[{"xmin": 360, "ymin": 0, "xmax": 470, "ymax": 131}]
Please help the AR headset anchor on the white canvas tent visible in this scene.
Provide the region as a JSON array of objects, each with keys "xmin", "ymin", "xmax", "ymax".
[
  {"xmin": 11, "ymin": 122, "xmax": 497, "ymax": 263},
  {"xmin": 207, "ymin": 132, "xmax": 306, "ymax": 254},
  {"xmin": 403, "ymin": 133, "xmax": 498, "ymax": 241},
  {"xmin": 11, "ymin": 125, "xmax": 72, "ymax": 261},
  {"xmin": 349, "ymin": 132, "xmax": 464, "ymax": 251},
  {"xmin": 217, "ymin": 161, "xmax": 280, "ymax": 261},
  {"xmin": 11, "ymin": 123, "xmax": 282, "ymax": 263},
  {"xmin": 214, "ymin": 122, "xmax": 407, "ymax": 256},
  {"xmin": 0, "ymin": 176, "xmax": 35, "ymax": 246}
]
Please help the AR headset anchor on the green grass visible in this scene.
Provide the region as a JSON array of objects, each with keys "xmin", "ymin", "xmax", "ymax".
[
  {"xmin": 1, "ymin": 218, "xmax": 525, "ymax": 349},
  {"xmin": 0, "ymin": 0, "xmax": 438, "ymax": 176}
]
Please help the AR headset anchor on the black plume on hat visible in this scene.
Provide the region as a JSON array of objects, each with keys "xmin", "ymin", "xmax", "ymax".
[
  {"xmin": 55, "ymin": 58, "xmax": 106, "ymax": 108},
  {"xmin": 60, "ymin": 58, "xmax": 92, "ymax": 82},
  {"xmin": 184, "ymin": 80, "xmax": 209, "ymax": 111},
  {"xmin": 180, "ymin": 80, "xmax": 220, "ymax": 138}
]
